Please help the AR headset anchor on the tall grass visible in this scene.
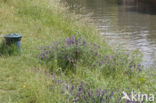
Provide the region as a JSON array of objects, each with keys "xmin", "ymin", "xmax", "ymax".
[
  {"xmin": 0, "ymin": 0, "xmax": 155, "ymax": 103},
  {"xmin": 0, "ymin": 40, "xmax": 19, "ymax": 56}
]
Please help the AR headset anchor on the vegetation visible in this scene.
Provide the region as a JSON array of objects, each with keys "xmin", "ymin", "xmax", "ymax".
[
  {"xmin": 0, "ymin": 40, "xmax": 19, "ymax": 56},
  {"xmin": 0, "ymin": 0, "xmax": 155, "ymax": 103}
]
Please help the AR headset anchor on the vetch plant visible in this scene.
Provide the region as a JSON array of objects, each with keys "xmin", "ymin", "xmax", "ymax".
[
  {"xmin": 39, "ymin": 34, "xmax": 143, "ymax": 76},
  {"xmin": 51, "ymin": 74, "xmax": 119, "ymax": 103},
  {"xmin": 39, "ymin": 35, "xmax": 102, "ymax": 71},
  {"xmin": 50, "ymin": 74, "xmax": 148, "ymax": 103}
]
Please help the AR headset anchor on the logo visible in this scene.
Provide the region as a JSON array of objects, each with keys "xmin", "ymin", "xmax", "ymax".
[{"xmin": 122, "ymin": 91, "xmax": 155, "ymax": 102}]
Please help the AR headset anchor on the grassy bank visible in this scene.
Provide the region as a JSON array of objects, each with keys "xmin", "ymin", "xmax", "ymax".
[{"xmin": 0, "ymin": 0, "xmax": 155, "ymax": 103}]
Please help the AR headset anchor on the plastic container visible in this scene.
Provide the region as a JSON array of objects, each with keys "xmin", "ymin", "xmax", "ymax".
[{"xmin": 4, "ymin": 33, "xmax": 22, "ymax": 50}]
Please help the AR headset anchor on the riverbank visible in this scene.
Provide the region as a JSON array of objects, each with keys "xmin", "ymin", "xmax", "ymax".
[{"xmin": 0, "ymin": 0, "xmax": 155, "ymax": 103}]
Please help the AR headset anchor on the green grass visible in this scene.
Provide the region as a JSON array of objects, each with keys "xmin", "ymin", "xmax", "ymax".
[
  {"xmin": 0, "ymin": 0, "xmax": 155, "ymax": 103},
  {"xmin": 0, "ymin": 40, "xmax": 20, "ymax": 56}
]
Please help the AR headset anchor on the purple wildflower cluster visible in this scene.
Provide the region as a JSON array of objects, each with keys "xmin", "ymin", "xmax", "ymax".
[
  {"xmin": 38, "ymin": 46, "xmax": 51, "ymax": 60},
  {"xmin": 65, "ymin": 35, "xmax": 87, "ymax": 46},
  {"xmin": 51, "ymin": 74, "xmax": 115, "ymax": 103},
  {"xmin": 38, "ymin": 35, "xmax": 103, "ymax": 70},
  {"xmin": 39, "ymin": 35, "xmax": 143, "ymax": 73},
  {"xmin": 51, "ymin": 74, "xmax": 145, "ymax": 103}
]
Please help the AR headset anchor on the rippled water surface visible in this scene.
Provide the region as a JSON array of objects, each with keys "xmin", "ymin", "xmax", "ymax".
[{"xmin": 62, "ymin": 0, "xmax": 156, "ymax": 68}]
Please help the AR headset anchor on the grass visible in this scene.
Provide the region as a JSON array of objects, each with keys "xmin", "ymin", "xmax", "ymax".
[
  {"xmin": 0, "ymin": 0, "xmax": 155, "ymax": 103},
  {"xmin": 0, "ymin": 40, "xmax": 20, "ymax": 56}
]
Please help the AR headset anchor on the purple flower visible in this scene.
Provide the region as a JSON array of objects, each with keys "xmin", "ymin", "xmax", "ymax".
[
  {"xmin": 74, "ymin": 97, "xmax": 79, "ymax": 102},
  {"xmin": 83, "ymin": 95, "xmax": 87, "ymax": 101},
  {"xmin": 79, "ymin": 86, "xmax": 82, "ymax": 91},
  {"xmin": 71, "ymin": 39, "xmax": 74, "ymax": 44},
  {"xmin": 76, "ymin": 41, "xmax": 78, "ymax": 46},
  {"xmin": 66, "ymin": 84, "xmax": 69, "ymax": 90},
  {"xmin": 101, "ymin": 89, "xmax": 104, "ymax": 94},
  {"xmin": 66, "ymin": 37, "xmax": 75, "ymax": 45},
  {"xmin": 134, "ymin": 64, "xmax": 136, "ymax": 68},
  {"xmin": 79, "ymin": 91, "xmax": 82, "ymax": 97},
  {"xmin": 101, "ymin": 61, "xmax": 104, "ymax": 65},
  {"xmin": 41, "ymin": 53, "xmax": 44, "ymax": 60},
  {"xmin": 95, "ymin": 52, "xmax": 98, "ymax": 56},
  {"xmin": 96, "ymin": 89, "xmax": 100, "ymax": 98},
  {"xmin": 66, "ymin": 38, "xmax": 71, "ymax": 44},
  {"xmin": 66, "ymin": 38, "xmax": 70, "ymax": 42},
  {"xmin": 71, "ymin": 85, "xmax": 74, "ymax": 91},
  {"xmin": 83, "ymin": 40, "xmax": 87, "ymax": 45},
  {"xmin": 77, "ymin": 38, "xmax": 81, "ymax": 42},
  {"xmin": 110, "ymin": 91, "xmax": 114, "ymax": 98},
  {"xmin": 46, "ymin": 51, "xmax": 49, "ymax": 54}
]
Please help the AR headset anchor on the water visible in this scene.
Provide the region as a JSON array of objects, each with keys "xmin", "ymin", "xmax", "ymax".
[{"xmin": 62, "ymin": 0, "xmax": 156, "ymax": 68}]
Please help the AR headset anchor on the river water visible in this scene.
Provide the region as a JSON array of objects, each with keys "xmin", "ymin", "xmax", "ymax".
[{"xmin": 62, "ymin": 0, "xmax": 156, "ymax": 68}]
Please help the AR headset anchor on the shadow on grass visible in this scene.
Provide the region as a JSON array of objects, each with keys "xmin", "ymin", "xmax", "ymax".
[{"xmin": 0, "ymin": 40, "xmax": 20, "ymax": 56}]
